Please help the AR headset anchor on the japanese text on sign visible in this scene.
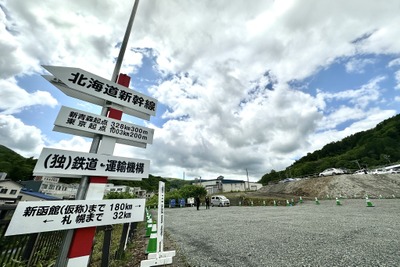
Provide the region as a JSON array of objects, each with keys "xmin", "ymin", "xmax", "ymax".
[
  {"xmin": 34, "ymin": 148, "xmax": 150, "ymax": 180},
  {"xmin": 5, "ymin": 199, "xmax": 146, "ymax": 236},
  {"xmin": 54, "ymin": 106, "xmax": 154, "ymax": 146},
  {"xmin": 44, "ymin": 153, "xmax": 145, "ymax": 174},
  {"xmin": 66, "ymin": 72, "xmax": 156, "ymax": 112}
]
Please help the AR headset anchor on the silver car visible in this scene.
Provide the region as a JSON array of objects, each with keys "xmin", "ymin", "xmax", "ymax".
[
  {"xmin": 211, "ymin": 195, "xmax": 230, "ymax": 207},
  {"xmin": 319, "ymin": 168, "xmax": 345, "ymax": 176}
]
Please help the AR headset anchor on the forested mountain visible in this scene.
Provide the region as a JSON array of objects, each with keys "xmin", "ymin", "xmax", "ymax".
[
  {"xmin": 0, "ymin": 145, "xmax": 37, "ymax": 181},
  {"xmin": 259, "ymin": 114, "xmax": 400, "ymax": 185}
]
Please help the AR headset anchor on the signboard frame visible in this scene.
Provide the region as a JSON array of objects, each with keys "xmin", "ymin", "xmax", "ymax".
[
  {"xmin": 33, "ymin": 147, "xmax": 149, "ymax": 180},
  {"xmin": 5, "ymin": 198, "xmax": 146, "ymax": 236},
  {"xmin": 54, "ymin": 106, "xmax": 154, "ymax": 148},
  {"xmin": 42, "ymin": 65, "xmax": 160, "ymax": 121}
]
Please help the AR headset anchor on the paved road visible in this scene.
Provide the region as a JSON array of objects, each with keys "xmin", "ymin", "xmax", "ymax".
[{"xmin": 164, "ymin": 199, "xmax": 400, "ymax": 267}]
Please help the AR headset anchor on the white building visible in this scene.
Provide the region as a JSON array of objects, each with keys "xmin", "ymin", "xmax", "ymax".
[
  {"xmin": 19, "ymin": 189, "xmax": 61, "ymax": 201},
  {"xmin": 22, "ymin": 176, "xmax": 79, "ymax": 199},
  {"xmin": 0, "ymin": 180, "xmax": 23, "ymax": 204},
  {"xmin": 194, "ymin": 176, "xmax": 263, "ymax": 195},
  {"xmin": 104, "ymin": 184, "xmax": 147, "ymax": 198}
]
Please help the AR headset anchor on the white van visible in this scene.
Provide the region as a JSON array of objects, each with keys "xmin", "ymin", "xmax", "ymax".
[{"xmin": 211, "ymin": 195, "xmax": 230, "ymax": 207}]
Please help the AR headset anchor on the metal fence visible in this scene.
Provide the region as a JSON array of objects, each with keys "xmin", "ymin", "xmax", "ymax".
[{"xmin": 0, "ymin": 204, "xmax": 65, "ymax": 266}]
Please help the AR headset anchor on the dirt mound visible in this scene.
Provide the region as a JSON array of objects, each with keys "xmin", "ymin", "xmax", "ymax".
[{"xmin": 256, "ymin": 174, "xmax": 400, "ymax": 199}]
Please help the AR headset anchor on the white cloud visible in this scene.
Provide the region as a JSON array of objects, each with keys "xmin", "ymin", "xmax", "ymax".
[
  {"xmin": 316, "ymin": 76, "xmax": 384, "ymax": 126},
  {"xmin": 394, "ymin": 70, "xmax": 400, "ymax": 90},
  {"xmin": 388, "ymin": 58, "xmax": 400, "ymax": 68},
  {"xmin": 345, "ymin": 58, "xmax": 375, "ymax": 73},
  {"xmin": 0, "ymin": 115, "xmax": 44, "ymax": 157},
  {"xmin": 50, "ymin": 136, "xmax": 92, "ymax": 154},
  {"xmin": 0, "ymin": 78, "xmax": 58, "ymax": 114},
  {"xmin": 1, "ymin": 0, "xmax": 400, "ymax": 181}
]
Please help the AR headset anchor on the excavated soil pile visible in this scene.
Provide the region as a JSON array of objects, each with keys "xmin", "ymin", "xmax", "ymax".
[{"xmin": 255, "ymin": 174, "xmax": 400, "ymax": 199}]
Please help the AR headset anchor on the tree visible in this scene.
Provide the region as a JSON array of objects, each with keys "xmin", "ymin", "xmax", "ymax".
[
  {"xmin": 179, "ymin": 185, "xmax": 207, "ymax": 199},
  {"xmin": 104, "ymin": 191, "xmax": 136, "ymax": 199}
]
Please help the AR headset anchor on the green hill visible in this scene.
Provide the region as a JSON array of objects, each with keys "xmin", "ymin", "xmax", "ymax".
[
  {"xmin": 259, "ymin": 114, "xmax": 400, "ymax": 185},
  {"xmin": 0, "ymin": 145, "xmax": 37, "ymax": 181}
]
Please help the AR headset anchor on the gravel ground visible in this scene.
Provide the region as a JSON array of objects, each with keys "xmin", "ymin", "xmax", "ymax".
[{"xmin": 164, "ymin": 199, "xmax": 400, "ymax": 267}]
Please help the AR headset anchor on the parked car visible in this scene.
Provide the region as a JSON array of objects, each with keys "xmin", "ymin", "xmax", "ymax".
[
  {"xmin": 319, "ymin": 168, "xmax": 345, "ymax": 177},
  {"xmin": 389, "ymin": 167, "xmax": 400, "ymax": 174},
  {"xmin": 211, "ymin": 195, "xmax": 230, "ymax": 207},
  {"xmin": 374, "ymin": 167, "xmax": 400, "ymax": 174},
  {"xmin": 370, "ymin": 168, "xmax": 385, "ymax": 174},
  {"xmin": 353, "ymin": 169, "xmax": 368, "ymax": 175}
]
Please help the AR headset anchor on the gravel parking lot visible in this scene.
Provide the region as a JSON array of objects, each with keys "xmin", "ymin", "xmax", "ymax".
[{"xmin": 164, "ymin": 199, "xmax": 400, "ymax": 267}]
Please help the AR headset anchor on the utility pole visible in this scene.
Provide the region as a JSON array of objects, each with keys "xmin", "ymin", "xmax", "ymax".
[
  {"xmin": 352, "ymin": 160, "xmax": 362, "ymax": 170},
  {"xmin": 246, "ymin": 169, "xmax": 250, "ymax": 191}
]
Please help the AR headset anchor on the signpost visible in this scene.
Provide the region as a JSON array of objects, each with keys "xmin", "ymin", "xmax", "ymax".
[
  {"xmin": 141, "ymin": 182, "xmax": 175, "ymax": 266},
  {"xmin": 42, "ymin": 65, "xmax": 158, "ymax": 120},
  {"xmin": 2, "ymin": 1, "xmax": 167, "ymax": 266},
  {"xmin": 54, "ymin": 106, "xmax": 154, "ymax": 148},
  {"xmin": 33, "ymin": 147, "xmax": 149, "ymax": 180},
  {"xmin": 5, "ymin": 199, "xmax": 145, "ymax": 236}
]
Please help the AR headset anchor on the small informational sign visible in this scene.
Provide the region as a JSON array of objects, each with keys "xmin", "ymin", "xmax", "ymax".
[
  {"xmin": 42, "ymin": 65, "xmax": 158, "ymax": 120},
  {"xmin": 54, "ymin": 106, "xmax": 154, "ymax": 148},
  {"xmin": 33, "ymin": 147, "xmax": 149, "ymax": 180},
  {"xmin": 5, "ymin": 198, "xmax": 145, "ymax": 236}
]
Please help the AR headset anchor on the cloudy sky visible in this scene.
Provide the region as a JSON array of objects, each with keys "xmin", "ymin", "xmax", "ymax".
[{"xmin": 1, "ymin": 0, "xmax": 400, "ymax": 182}]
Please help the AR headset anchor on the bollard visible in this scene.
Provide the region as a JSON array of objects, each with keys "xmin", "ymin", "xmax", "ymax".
[
  {"xmin": 299, "ymin": 196, "xmax": 303, "ymax": 204},
  {"xmin": 145, "ymin": 224, "xmax": 158, "ymax": 254},
  {"xmin": 366, "ymin": 196, "xmax": 374, "ymax": 207},
  {"xmin": 315, "ymin": 197, "xmax": 320, "ymax": 205},
  {"xmin": 336, "ymin": 197, "xmax": 342, "ymax": 206},
  {"xmin": 273, "ymin": 200, "xmax": 277, "ymax": 206},
  {"xmin": 145, "ymin": 220, "xmax": 153, "ymax": 237}
]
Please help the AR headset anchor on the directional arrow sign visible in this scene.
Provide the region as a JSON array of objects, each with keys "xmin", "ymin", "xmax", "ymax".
[
  {"xmin": 5, "ymin": 198, "xmax": 145, "ymax": 236},
  {"xmin": 54, "ymin": 106, "xmax": 154, "ymax": 148},
  {"xmin": 33, "ymin": 147, "xmax": 150, "ymax": 180},
  {"xmin": 42, "ymin": 65, "xmax": 158, "ymax": 120}
]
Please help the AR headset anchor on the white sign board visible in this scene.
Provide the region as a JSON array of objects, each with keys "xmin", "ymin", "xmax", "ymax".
[
  {"xmin": 54, "ymin": 106, "xmax": 154, "ymax": 148},
  {"xmin": 42, "ymin": 65, "xmax": 158, "ymax": 120},
  {"xmin": 33, "ymin": 147, "xmax": 149, "ymax": 180},
  {"xmin": 141, "ymin": 181, "xmax": 176, "ymax": 267},
  {"xmin": 157, "ymin": 181, "xmax": 165, "ymax": 253},
  {"xmin": 5, "ymin": 198, "xmax": 145, "ymax": 236}
]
